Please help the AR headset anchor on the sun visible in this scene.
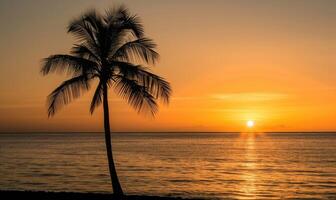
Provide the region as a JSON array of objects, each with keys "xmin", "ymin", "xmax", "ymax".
[{"xmin": 246, "ymin": 120, "xmax": 255, "ymax": 128}]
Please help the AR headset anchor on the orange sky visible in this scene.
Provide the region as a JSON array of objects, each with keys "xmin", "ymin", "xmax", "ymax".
[{"xmin": 0, "ymin": 0, "xmax": 336, "ymax": 132}]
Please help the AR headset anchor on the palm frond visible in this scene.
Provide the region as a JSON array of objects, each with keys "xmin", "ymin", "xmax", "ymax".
[
  {"xmin": 112, "ymin": 76, "xmax": 158, "ymax": 116},
  {"xmin": 41, "ymin": 54, "xmax": 98, "ymax": 76},
  {"xmin": 119, "ymin": 15, "xmax": 144, "ymax": 38},
  {"xmin": 47, "ymin": 75, "xmax": 91, "ymax": 117},
  {"xmin": 139, "ymin": 71, "xmax": 171, "ymax": 104},
  {"xmin": 90, "ymin": 81, "xmax": 103, "ymax": 114},
  {"xmin": 68, "ymin": 9, "xmax": 103, "ymax": 47},
  {"xmin": 104, "ymin": 5, "xmax": 128, "ymax": 24},
  {"xmin": 71, "ymin": 43, "xmax": 100, "ymax": 63},
  {"xmin": 111, "ymin": 38, "xmax": 159, "ymax": 64},
  {"xmin": 105, "ymin": 6, "xmax": 144, "ymax": 38},
  {"xmin": 113, "ymin": 61, "xmax": 171, "ymax": 104}
]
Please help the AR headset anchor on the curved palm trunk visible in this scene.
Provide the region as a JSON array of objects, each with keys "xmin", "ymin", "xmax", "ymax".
[{"xmin": 103, "ymin": 83, "xmax": 124, "ymax": 197}]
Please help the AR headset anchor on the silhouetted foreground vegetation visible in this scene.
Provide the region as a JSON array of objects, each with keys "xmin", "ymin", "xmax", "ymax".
[
  {"xmin": 41, "ymin": 6, "xmax": 171, "ymax": 197},
  {"xmin": 0, "ymin": 191, "xmax": 203, "ymax": 200}
]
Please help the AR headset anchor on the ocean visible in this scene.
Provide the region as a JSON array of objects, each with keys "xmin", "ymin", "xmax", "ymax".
[{"xmin": 0, "ymin": 132, "xmax": 335, "ymax": 199}]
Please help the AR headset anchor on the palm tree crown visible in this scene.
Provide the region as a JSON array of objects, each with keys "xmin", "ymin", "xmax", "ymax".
[{"xmin": 41, "ymin": 6, "xmax": 171, "ymax": 116}]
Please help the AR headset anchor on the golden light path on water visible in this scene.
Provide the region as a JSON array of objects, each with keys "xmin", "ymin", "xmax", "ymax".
[{"xmin": 239, "ymin": 132, "xmax": 259, "ymax": 199}]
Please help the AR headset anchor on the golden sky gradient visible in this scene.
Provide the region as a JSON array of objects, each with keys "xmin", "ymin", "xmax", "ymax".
[{"xmin": 1, "ymin": 0, "xmax": 336, "ymax": 132}]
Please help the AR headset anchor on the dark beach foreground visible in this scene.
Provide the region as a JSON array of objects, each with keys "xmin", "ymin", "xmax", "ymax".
[{"xmin": 0, "ymin": 191, "xmax": 204, "ymax": 200}]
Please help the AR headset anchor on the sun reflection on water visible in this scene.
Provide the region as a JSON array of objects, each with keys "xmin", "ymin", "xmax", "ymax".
[{"xmin": 238, "ymin": 132, "xmax": 259, "ymax": 199}]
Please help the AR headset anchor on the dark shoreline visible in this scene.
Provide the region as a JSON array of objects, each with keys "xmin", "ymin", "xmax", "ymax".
[{"xmin": 0, "ymin": 191, "xmax": 205, "ymax": 200}]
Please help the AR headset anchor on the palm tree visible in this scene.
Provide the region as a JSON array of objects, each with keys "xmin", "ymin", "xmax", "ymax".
[{"xmin": 41, "ymin": 6, "xmax": 171, "ymax": 198}]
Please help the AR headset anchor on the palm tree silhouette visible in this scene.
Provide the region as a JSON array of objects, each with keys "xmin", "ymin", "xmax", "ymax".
[{"xmin": 41, "ymin": 6, "xmax": 171, "ymax": 198}]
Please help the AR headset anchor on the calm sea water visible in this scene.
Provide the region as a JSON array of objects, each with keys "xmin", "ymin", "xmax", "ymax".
[{"xmin": 0, "ymin": 132, "xmax": 335, "ymax": 199}]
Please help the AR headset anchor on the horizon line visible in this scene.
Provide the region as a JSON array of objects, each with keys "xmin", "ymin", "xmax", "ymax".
[{"xmin": 0, "ymin": 131, "xmax": 335, "ymax": 134}]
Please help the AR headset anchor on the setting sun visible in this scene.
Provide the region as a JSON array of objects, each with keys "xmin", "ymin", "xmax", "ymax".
[{"xmin": 246, "ymin": 120, "xmax": 255, "ymax": 128}]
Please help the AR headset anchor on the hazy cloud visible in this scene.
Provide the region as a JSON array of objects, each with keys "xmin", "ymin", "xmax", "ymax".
[{"xmin": 211, "ymin": 93, "xmax": 289, "ymax": 102}]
